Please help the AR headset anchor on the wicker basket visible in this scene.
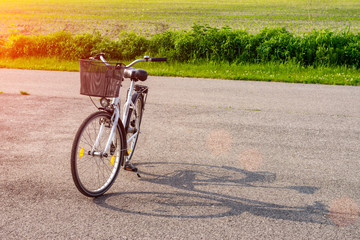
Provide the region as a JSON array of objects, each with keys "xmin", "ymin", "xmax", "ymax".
[{"xmin": 79, "ymin": 59, "xmax": 124, "ymax": 98}]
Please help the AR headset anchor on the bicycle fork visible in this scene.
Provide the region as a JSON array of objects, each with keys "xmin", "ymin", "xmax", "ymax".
[{"xmin": 90, "ymin": 107, "xmax": 120, "ymax": 157}]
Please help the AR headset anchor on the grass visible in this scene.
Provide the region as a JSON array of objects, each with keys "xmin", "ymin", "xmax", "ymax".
[
  {"xmin": 0, "ymin": 57, "xmax": 79, "ymax": 71},
  {"xmin": 245, "ymin": 109, "xmax": 261, "ymax": 111},
  {"xmin": 141, "ymin": 61, "xmax": 360, "ymax": 85},
  {"xmin": 0, "ymin": 57, "xmax": 359, "ymax": 86},
  {"xmin": 1, "ymin": 0, "xmax": 360, "ymax": 38}
]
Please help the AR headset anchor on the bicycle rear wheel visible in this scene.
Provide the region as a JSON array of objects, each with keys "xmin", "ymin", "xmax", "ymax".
[
  {"xmin": 125, "ymin": 93, "xmax": 143, "ymax": 163},
  {"xmin": 71, "ymin": 111, "xmax": 124, "ymax": 197}
]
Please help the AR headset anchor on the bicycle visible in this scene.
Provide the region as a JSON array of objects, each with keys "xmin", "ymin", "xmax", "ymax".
[{"xmin": 70, "ymin": 53, "xmax": 167, "ymax": 197}]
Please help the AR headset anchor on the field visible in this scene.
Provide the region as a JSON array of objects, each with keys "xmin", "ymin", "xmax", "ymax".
[
  {"xmin": 0, "ymin": 0, "xmax": 360, "ymax": 85},
  {"xmin": 1, "ymin": 0, "xmax": 360, "ymax": 38}
]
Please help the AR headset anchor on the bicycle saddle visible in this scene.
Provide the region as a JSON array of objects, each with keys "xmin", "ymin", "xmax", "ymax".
[{"xmin": 124, "ymin": 68, "xmax": 148, "ymax": 81}]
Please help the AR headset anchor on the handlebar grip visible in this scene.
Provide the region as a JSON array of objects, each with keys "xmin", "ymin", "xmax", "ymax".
[{"xmin": 150, "ymin": 57, "xmax": 167, "ymax": 62}]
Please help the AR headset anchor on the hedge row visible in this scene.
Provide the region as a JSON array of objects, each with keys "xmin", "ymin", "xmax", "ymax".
[{"xmin": 1, "ymin": 25, "xmax": 359, "ymax": 68}]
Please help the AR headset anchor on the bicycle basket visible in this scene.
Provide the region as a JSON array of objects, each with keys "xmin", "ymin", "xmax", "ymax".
[{"xmin": 79, "ymin": 59, "xmax": 125, "ymax": 98}]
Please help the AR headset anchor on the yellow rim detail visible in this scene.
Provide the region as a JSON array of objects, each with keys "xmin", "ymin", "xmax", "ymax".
[
  {"xmin": 79, "ymin": 147, "xmax": 84, "ymax": 159},
  {"xmin": 128, "ymin": 149, "xmax": 131, "ymax": 155},
  {"xmin": 110, "ymin": 155, "xmax": 115, "ymax": 166}
]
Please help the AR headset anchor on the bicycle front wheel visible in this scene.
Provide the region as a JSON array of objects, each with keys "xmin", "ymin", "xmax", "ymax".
[
  {"xmin": 71, "ymin": 111, "xmax": 124, "ymax": 197},
  {"xmin": 125, "ymin": 93, "xmax": 143, "ymax": 163}
]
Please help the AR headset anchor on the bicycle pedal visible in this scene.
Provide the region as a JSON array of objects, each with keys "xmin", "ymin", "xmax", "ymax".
[
  {"xmin": 124, "ymin": 162, "xmax": 141, "ymax": 177},
  {"xmin": 124, "ymin": 162, "xmax": 137, "ymax": 171},
  {"xmin": 124, "ymin": 166, "xmax": 141, "ymax": 178},
  {"xmin": 124, "ymin": 166, "xmax": 138, "ymax": 172}
]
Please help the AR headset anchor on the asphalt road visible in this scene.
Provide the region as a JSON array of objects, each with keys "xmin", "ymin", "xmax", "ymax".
[{"xmin": 1, "ymin": 69, "xmax": 359, "ymax": 239}]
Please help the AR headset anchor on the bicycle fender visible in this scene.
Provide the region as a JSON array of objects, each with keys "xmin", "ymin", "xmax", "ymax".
[
  {"xmin": 124, "ymin": 92, "xmax": 141, "ymax": 131},
  {"xmin": 132, "ymin": 92, "xmax": 144, "ymax": 110},
  {"xmin": 117, "ymin": 120, "xmax": 128, "ymax": 165}
]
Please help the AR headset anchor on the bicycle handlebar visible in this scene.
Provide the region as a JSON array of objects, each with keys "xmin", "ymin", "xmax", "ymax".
[
  {"xmin": 90, "ymin": 54, "xmax": 167, "ymax": 68},
  {"xmin": 126, "ymin": 56, "xmax": 167, "ymax": 67}
]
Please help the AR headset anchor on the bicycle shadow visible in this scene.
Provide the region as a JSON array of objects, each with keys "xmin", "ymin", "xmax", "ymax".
[{"xmin": 93, "ymin": 162, "xmax": 330, "ymax": 224}]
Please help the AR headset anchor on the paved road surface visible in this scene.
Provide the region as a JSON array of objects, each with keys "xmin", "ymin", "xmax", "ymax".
[{"xmin": 1, "ymin": 69, "xmax": 359, "ymax": 239}]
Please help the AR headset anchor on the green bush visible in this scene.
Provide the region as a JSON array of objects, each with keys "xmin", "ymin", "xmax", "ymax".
[
  {"xmin": 6, "ymin": 34, "xmax": 34, "ymax": 58},
  {"xmin": 74, "ymin": 31, "xmax": 108, "ymax": 59},
  {"xmin": 148, "ymin": 31, "xmax": 179, "ymax": 59},
  {"xmin": 1, "ymin": 26, "xmax": 359, "ymax": 68}
]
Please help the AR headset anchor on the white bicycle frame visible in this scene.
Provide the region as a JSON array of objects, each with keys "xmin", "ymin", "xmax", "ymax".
[{"xmin": 90, "ymin": 56, "xmax": 148, "ymax": 158}]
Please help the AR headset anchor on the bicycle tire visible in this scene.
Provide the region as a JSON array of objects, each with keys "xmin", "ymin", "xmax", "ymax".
[
  {"xmin": 125, "ymin": 93, "xmax": 143, "ymax": 163},
  {"xmin": 71, "ymin": 111, "xmax": 125, "ymax": 197}
]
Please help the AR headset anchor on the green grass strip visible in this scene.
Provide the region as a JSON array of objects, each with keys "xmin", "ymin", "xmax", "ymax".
[
  {"xmin": 0, "ymin": 57, "xmax": 79, "ymax": 71},
  {"xmin": 139, "ymin": 61, "xmax": 360, "ymax": 86},
  {"xmin": 0, "ymin": 57, "xmax": 359, "ymax": 86}
]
